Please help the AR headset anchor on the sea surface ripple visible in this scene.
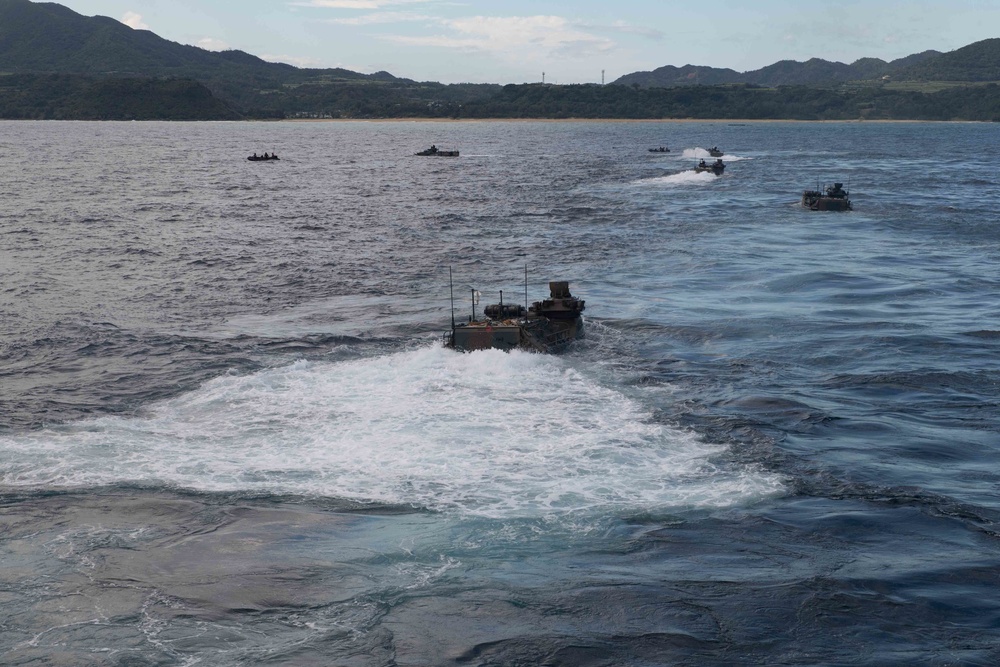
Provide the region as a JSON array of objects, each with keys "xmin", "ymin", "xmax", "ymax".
[{"xmin": 1, "ymin": 119, "xmax": 999, "ymax": 666}]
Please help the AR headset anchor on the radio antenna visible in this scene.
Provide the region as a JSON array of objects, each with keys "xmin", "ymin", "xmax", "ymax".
[{"xmin": 449, "ymin": 266, "xmax": 455, "ymax": 330}]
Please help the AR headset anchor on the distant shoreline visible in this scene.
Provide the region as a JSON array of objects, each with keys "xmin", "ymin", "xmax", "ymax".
[
  {"xmin": 281, "ymin": 118, "xmax": 965, "ymax": 124},
  {"xmin": 0, "ymin": 115, "xmax": 987, "ymax": 124}
]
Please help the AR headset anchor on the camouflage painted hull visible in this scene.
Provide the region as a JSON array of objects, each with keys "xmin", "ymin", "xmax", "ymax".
[
  {"xmin": 802, "ymin": 191, "xmax": 852, "ymax": 211},
  {"xmin": 694, "ymin": 164, "xmax": 725, "ymax": 175},
  {"xmin": 447, "ymin": 316, "xmax": 584, "ymax": 353},
  {"xmin": 415, "ymin": 149, "xmax": 459, "ymax": 156},
  {"xmin": 445, "ymin": 281, "xmax": 585, "ymax": 354}
]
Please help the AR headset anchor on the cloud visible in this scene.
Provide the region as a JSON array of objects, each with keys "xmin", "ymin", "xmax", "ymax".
[
  {"xmin": 262, "ymin": 53, "xmax": 327, "ymax": 68},
  {"xmin": 327, "ymin": 11, "xmax": 431, "ymax": 25},
  {"xmin": 292, "ymin": 0, "xmax": 434, "ymax": 8},
  {"xmin": 382, "ymin": 15, "xmax": 615, "ymax": 62},
  {"xmin": 198, "ymin": 37, "xmax": 230, "ymax": 51},
  {"xmin": 121, "ymin": 11, "xmax": 148, "ymax": 30},
  {"xmin": 605, "ymin": 20, "xmax": 665, "ymax": 40}
]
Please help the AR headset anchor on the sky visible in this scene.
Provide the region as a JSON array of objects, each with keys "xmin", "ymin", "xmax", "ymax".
[{"xmin": 55, "ymin": 0, "xmax": 1000, "ymax": 84}]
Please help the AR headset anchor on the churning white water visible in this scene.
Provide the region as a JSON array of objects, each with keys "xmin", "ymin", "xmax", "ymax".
[{"xmin": 0, "ymin": 344, "xmax": 783, "ymax": 518}]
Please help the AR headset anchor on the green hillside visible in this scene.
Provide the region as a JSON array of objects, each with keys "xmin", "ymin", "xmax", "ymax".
[
  {"xmin": 0, "ymin": 73, "xmax": 240, "ymax": 119},
  {"xmin": 1, "ymin": 0, "xmax": 998, "ymax": 121},
  {"xmin": 0, "ymin": 0, "xmax": 501, "ymax": 119},
  {"xmin": 898, "ymin": 38, "xmax": 1000, "ymax": 81},
  {"xmin": 456, "ymin": 83, "xmax": 1000, "ymax": 122},
  {"xmin": 612, "ymin": 48, "xmax": 952, "ymax": 89}
]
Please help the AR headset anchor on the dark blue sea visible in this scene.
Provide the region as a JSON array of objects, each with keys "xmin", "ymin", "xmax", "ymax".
[{"xmin": 2, "ymin": 119, "xmax": 999, "ymax": 666}]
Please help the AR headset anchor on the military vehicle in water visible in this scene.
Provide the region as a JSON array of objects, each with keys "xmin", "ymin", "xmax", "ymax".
[
  {"xmin": 415, "ymin": 145, "xmax": 459, "ymax": 157},
  {"xmin": 802, "ymin": 182, "xmax": 852, "ymax": 211},
  {"xmin": 445, "ymin": 277, "xmax": 585, "ymax": 353},
  {"xmin": 694, "ymin": 158, "xmax": 726, "ymax": 175},
  {"xmin": 708, "ymin": 147, "xmax": 724, "ymax": 157}
]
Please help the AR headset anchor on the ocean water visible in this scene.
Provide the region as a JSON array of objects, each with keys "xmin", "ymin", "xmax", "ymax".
[{"xmin": 1, "ymin": 119, "xmax": 999, "ymax": 666}]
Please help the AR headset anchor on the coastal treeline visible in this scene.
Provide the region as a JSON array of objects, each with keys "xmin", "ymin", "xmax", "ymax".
[
  {"xmin": 0, "ymin": 73, "xmax": 238, "ymax": 120},
  {"xmin": 3, "ymin": 75, "xmax": 1000, "ymax": 122},
  {"xmin": 453, "ymin": 83, "xmax": 1000, "ymax": 122}
]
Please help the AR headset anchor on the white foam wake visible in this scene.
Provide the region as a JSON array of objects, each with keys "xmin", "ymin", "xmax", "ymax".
[
  {"xmin": 0, "ymin": 345, "xmax": 783, "ymax": 518},
  {"xmin": 635, "ymin": 170, "xmax": 719, "ymax": 186},
  {"xmin": 682, "ymin": 147, "xmax": 749, "ymax": 161}
]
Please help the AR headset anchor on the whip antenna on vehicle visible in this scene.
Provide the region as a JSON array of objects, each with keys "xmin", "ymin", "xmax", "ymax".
[{"xmin": 449, "ymin": 266, "xmax": 455, "ymax": 330}]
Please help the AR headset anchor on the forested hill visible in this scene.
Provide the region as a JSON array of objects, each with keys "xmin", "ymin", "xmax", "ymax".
[
  {"xmin": 613, "ymin": 40, "xmax": 1000, "ymax": 88},
  {"xmin": 1, "ymin": 0, "xmax": 999, "ymax": 121},
  {"xmin": 0, "ymin": 74, "xmax": 240, "ymax": 119},
  {"xmin": 900, "ymin": 38, "xmax": 1000, "ymax": 81},
  {"xmin": 455, "ymin": 82, "xmax": 1000, "ymax": 122},
  {"xmin": 612, "ymin": 52, "xmax": 951, "ymax": 88},
  {"xmin": 0, "ymin": 0, "xmax": 503, "ymax": 119},
  {"xmin": 0, "ymin": 0, "xmax": 373, "ymax": 82}
]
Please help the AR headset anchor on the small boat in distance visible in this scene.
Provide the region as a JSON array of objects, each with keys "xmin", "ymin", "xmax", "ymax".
[
  {"xmin": 694, "ymin": 158, "xmax": 726, "ymax": 175},
  {"xmin": 708, "ymin": 146, "xmax": 724, "ymax": 157},
  {"xmin": 416, "ymin": 145, "xmax": 459, "ymax": 157},
  {"xmin": 648, "ymin": 146, "xmax": 670, "ymax": 153},
  {"xmin": 445, "ymin": 272, "xmax": 585, "ymax": 353},
  {"xmin": 248, "ymin": 153, "xmax": 279, "ymax": 161},
  {"xmin": 802, "ymin": 182, "xmax": 852, "ymax": 211}
]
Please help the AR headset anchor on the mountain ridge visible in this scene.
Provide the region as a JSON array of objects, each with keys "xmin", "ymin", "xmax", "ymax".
[
  {"xmin": 612, "ymin": 51, "xmax": 946, "ymax": 88},
  {"xmin": 614, "ymin": 40, "xmax": 1000, "ymax": 88},
  {"xmin": 0, "ymin": 0, "xmax": 400, "ymax": 83},
  {"xmin": 2, "ymin": 0, "xmax": 997, "ymax": 88},
  {"xmin": 2, "ymin": 0, "xmax": 999, "ymax": 121}
]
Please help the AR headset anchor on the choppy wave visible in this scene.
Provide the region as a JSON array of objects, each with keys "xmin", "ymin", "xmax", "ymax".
[{"xmin": 5, "ymin": 120, "xmax": 1000, "ymax": 664}]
